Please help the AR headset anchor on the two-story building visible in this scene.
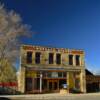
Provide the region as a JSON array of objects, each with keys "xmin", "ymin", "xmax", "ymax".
[{"xmin": 18, "ymin": 45, "xmax": 86, "ymax": 93}]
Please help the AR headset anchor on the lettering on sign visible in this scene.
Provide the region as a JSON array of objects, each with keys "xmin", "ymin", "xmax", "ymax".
[
  {"xmin": 71, "ymin": 50, "xmax": 84, "ymax": 54},
  {"xmin": 22, "ymin": 46, "xmax": 69, "ymax": 53},
  {"xmin": 23, "ymin": 46, "xmax": 34, "ymax": 50}
]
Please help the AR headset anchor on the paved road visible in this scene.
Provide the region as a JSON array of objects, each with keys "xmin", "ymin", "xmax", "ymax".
[{"xmin": 0, "ymin": 93, "xmax": 100, "ymax": 100}]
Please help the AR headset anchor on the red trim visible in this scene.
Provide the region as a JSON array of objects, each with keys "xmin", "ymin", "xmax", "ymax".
[{"xmin": 0, "ymin": 82, "xmax": 17, "ymax": 87}]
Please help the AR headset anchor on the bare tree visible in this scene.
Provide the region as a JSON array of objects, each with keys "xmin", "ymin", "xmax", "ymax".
[{"xmin": 0, "ymin": 4, "xmax": 32, "ymax": 82}]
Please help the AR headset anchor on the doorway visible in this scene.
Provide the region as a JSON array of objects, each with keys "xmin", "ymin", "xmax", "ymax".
[
  {"xmin": 25, "ymin": 78, "xmax": 33, "ymax": 91},
  {"xmin": 47, "ymin": 80, "xmax": 59, "ymax": 91}
]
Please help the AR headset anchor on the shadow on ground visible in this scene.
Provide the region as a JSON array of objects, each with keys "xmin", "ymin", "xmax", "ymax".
[{"xmin": 0, "ymin": 97, "xmax": 11, "ymax": 100}]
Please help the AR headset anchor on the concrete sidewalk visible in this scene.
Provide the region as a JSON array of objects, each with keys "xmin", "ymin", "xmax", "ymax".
[{"xmin": 0, "ymin": 93, "xmax": 100, "ymax": 100}]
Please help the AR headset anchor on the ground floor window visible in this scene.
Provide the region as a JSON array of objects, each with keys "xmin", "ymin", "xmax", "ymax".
[
  {"xmin": 25, "ymin": 70, "xmax": 81, "ymax": 93},
  {"xmin": 25, "ymin": 78, "xmax": 67, "ymax": 92}
]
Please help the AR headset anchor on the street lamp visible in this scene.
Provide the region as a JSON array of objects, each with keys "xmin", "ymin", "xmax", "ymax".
[{"xmin": 40, "ymin": 72, "xmax": 42, "ymax": 93}]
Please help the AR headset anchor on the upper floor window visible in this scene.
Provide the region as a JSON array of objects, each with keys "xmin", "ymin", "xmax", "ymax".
[
  {"xmin": 69, "ymin": 55, "xmax": 73, "ymax": 65},
  {"xmin": 26, "ymin": 52, "xmax": 32, "ymax": 63},
  {"xmin": 35, "ymin": 52, "xmax": 41, "ymax": 64},
  {"xmin": 49, "ymin": 53, "xmax": 54, "ymax": 64},
  {"xmin": 76, "ymin": 55, "xmax": 80, "ymax": 66},
  {"xmin": 56, "ymin": 53, "xmax": 61, "ymax": 64}
]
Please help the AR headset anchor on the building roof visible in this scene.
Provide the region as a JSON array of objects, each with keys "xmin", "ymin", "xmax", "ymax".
[{"xmin": 85, "ymin": 69, "xmax": 94, "ymax": 76}]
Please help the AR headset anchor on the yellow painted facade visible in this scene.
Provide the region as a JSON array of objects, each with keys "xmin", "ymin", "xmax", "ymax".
[
  {"xmin": 69, "ymin": 72, "xmax": 75, "ymax": 89},
  {"xmin": 26, "ymin": 71, "xmax": 36, "ymax": 78},
  {"xmin": 18, "ymin": 45, "xmax": 86, "ymax": 93}
]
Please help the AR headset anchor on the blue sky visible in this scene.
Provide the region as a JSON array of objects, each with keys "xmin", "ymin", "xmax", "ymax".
[{"xmin": 1, "ymin": 0, "xmax": 100, "ymax": 74}]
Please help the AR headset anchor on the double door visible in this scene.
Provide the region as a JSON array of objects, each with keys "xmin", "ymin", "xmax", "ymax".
[{"xmin": 47, "ymin": 80, "xmax": 59, "ymax": 91}]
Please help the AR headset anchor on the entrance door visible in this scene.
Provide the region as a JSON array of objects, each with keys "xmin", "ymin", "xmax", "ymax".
[
  {"xmin": 49, "ymin": 82, "xmax": 53, "ymax": 90},
  {"xmin": 48, "ymin": 80, "xmax": 59, "ymax": 91},
  {"xmin": 25, "ymin": 78, "xmax": 33, "ymax": 91},
  {"xmin": 54, "ymin": 81, "xmax": 58, "ymax": 90}
]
